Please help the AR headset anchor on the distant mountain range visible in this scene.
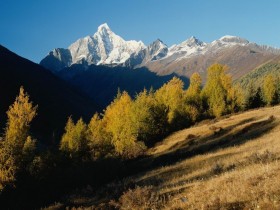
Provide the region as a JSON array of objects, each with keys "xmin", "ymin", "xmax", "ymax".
[{"xmin": 40, "ymin": 23, "xmax": 280, "ymax": 81}]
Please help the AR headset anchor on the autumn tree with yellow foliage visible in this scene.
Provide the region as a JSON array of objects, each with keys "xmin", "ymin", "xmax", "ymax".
[
  {"xmin": 185, "ymin": 73, "xmax": 202, "ymax": 122},
  {"xmin": 0, "ymin": 87, "xmax": 37, "ymax": 190},
  {"xmin": 201, "ymin": 64, "xmax": 228, "ymax": 117},
  {"xmin": 132, "ymin": 89, "xmax": 169, "ymax": 144},
  {"xmin": 155, "ymin": 77, "xmax": 190, "ymax": 130},
  {"xmin": 103, "ymin": 91, "xmax": 146, "ymax": 158},
  {"xmin": 262, "ymin": 74, "xmax": 278, "ymax": 106},
  {"xmin": 201, "ymin": 64, "xmax": 244, "ymax": 117},
  {"xmin": 87, "ymin": 113, "xmax": 113, "ymax": 159},
  {"xmin": 227, "ymin": 85, "xmax": 245, "ymax": 112},
  {"xmin": 60, "ymin": 117, "xmax": 88, "ymax": 159}
]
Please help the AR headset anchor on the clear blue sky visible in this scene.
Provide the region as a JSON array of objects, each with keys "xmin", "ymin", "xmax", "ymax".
[{"xmin": 1, "ymin": 0, "xmax": 280, "ymax": 63}]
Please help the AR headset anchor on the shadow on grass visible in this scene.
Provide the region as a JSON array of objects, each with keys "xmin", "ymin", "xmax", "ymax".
[
  {"xmin": 208, "ymin": 200, "xmax": 247, "ymax": 210},
  {"xmin": 167, "ymin": 116, "xmax": 259, "ymax": 153},
  {"xmin": 1, "ymin": 116, "xmax": 277, "ymax": 209},
  {"xmin": 62, "ymin": 115, "xmax": 278, "ymax": 208},
  {"xmin": 129, "ymin": 116, "xmax": 277, "ymax": 174}
]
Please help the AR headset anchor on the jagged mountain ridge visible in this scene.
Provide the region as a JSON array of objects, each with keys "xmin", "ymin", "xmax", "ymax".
[
  {"xmin": 41, "ymin": 23, "xmax": 145, "ymax": 72},
  {"xmin": 144, "ymin": 37, "xmax": 280, "ymax": 81},
  {"xmin": 40, "ymin": 23, "xmax": 280, "ymax": 81}
]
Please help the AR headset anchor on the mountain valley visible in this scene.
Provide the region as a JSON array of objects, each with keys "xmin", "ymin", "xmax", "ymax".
[{"xmin": 2, "ymin": 21, "xmax": 280, "ymax": 210}]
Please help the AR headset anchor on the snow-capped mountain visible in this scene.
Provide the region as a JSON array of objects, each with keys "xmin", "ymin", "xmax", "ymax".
[
  {"xmin": 69, "ymin": 23, "xmax": 145, "ymax": 65},
  {"xmin": 41, "ymin": 23, "xmax": 280, "ymax": 80},
  {"xmin": 144, "ymin": 35, "xmax": 280, "ymax": 80},
  {"xmin": 41, "ymin": 23, "xmax": 145, "ymax": 72},
  {"xmin": 166, "ymin": 36, "xmax": 207, "ymax": 60},
  {"xmin": 125, "ymin": 39, "xmax": 168, "ymax": 67},
  {"xmin": 152, "ymin": 35, "xmax": 278, "ymax": 63}
]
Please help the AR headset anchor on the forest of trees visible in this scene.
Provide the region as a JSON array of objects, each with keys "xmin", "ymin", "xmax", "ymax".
[{"xmin": 0, "ymin": 63, "xmax": 279, "ymax": 203}]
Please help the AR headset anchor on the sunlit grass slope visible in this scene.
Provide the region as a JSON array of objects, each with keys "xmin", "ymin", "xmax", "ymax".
[
  {"xmin": 134, "ymin": 106, "xmax": 280, "ymax": 209},
  {"xmin": 47, "ymin": 105, "xmax": 280, "ymax": 209}
]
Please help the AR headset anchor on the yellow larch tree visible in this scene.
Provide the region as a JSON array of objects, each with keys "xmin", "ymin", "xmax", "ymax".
[{"xmin": 0, "ymin": 87, "xmax": 37, "ymax": 190}]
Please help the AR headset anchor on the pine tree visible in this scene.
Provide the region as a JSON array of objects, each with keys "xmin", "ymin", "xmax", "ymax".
[
  {"xmin": 87, "ymin": 113, "xmax": 113, "ymax": 159},
  {"xmin": 185, "ymin": 73, "xmax": 202, "ymax": 121},
  {"xmin": 103, "ymin": 91, "xmax": 146, "ymax": 158},
  {"xmin": 227, "ymin": 85, "xmax": 245, "ymax": 112},
  {"xmin": 131, "ymin": 89, "xmax": 153, "ymax": 142},
  {"xmin": 5, "ymin": 87, "xmax": 37, "ymax": 153},
  {"xmin": 60, "ymin": 117, "xmax": 75, "ymax": 152},
  {"xmin": 132, "ymin": 89, "xmax": 169, "ymax": 144},
  {"xmin": 186, "ymin": 73, "xmax": 202, "ymax": 100},
  {"xmin": 60, "ymin": 117, "xmax": 88, "ymax": 158},
  {"xmin": 262, "ymin": 74, "xmax": 278, "ymax": 106},
  {"xmin": 202, "ymin": 64, "xmax": 230, "ymax": 117},
  {"xmin": 0, "ymin": 143, "xmax": 17, "ymax": 190},
  {"xmin": 155, "ymin": 77, "xmax": 189, "ymax": 129},
  {"xmin": 246, "ymin": 82, "xmax": 264, "ymax": 109},
  {"xmin": 0, "ymin": 87, "xmax": 37, "ymax": 190}
]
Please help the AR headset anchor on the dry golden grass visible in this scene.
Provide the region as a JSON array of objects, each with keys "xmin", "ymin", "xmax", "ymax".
[
  {"xmin": 128, "ymin": 106, "xmax": 280, "ymax": 209},
  {"xmin": 52, "ymin": 105, "xmax": 280, "ymax": 209}
]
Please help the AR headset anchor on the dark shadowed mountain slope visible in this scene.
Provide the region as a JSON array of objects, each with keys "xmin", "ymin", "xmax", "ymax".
[
  {"xmin": 0, "ymin": 45, "xmax": 97, "ymax": 143},
  {"xmin": 57, "ymin": 64, "xmax": 190, "ymax": 109}
]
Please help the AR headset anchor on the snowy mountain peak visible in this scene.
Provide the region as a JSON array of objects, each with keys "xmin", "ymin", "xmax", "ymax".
[
  {"xmin": 219, "ymin": 35, "xmax": 249, "ymax": 45},
  {"xmin": 183, "ymin": 36, "xmax": 206, "ymax": 47},
  {"xmin": 96, "ymin": 23, "xmax": 113, "ymax": 38},
  {"xmin": 65, "ymin": 23, "xmax": 146, "ymax": 66},
  {"xmin": 147, "ymin": 39, "xmax": 168, "ymax": 61},
  {"xmin": 175, "ymin": 36, "xmax": 206, "ymax": 50},
  {"xmin": 97, "ymin": 23, "xmax": 110, "ymax": 32},
  {"xmin": 166, "ymin": 36, "xmax": 207, "ymax": 59},
  {"xmin": 41, "ymin": 25, "xmax": 280, "ymax": 74},
  {"xmin": 154, "ymin": 38, "xmax": 164, "ymax": 44},
  {"xmin": 150, "ymin": 39, "xmax": 167, "ymax": 48}
]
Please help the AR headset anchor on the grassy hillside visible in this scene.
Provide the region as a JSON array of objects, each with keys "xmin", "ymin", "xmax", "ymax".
[
  {"xmin": 236, "ymin": 60, "xmax": 280, "ymax": 88},
  {"xmin": 50, "ymin": 105, "xmax": 280, "ymax": 209}
]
